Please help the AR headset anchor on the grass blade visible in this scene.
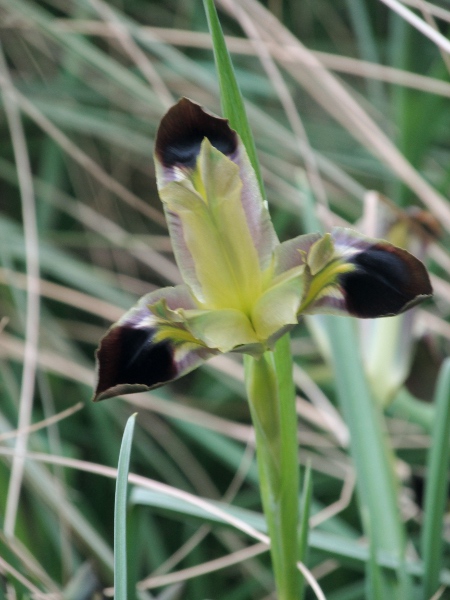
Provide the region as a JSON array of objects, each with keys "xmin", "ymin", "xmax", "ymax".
[
  {"xmin": 114, "ymin": 413, "xmax": 137, "ymax": 600},
  {"xmin": 325, "ymin": 315, "xmax": 410, "ymax": 598},
  {"xmin": 202, "ymin": 0, "xmax": 264, "ymax": 197},
  {"xmin": 421, "ymin": 358, "xmax": 450, "ymax": 599},
  {"xmin": 298, "ymin": 462, "xmax": 312, "ymax": 599}
]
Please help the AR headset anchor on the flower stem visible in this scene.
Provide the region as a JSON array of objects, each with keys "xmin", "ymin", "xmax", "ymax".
[{"xmin": 244, "ymin": 335, "xmax": 301, "ymax": 599}]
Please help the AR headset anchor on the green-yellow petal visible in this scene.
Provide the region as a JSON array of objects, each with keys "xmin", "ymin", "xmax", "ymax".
[
  {"xmin": 160, "ymin": 139, "xmax": 263, "ymax": 314},
  {"xmin": 251, "ymin": 267, "xmax": 304, "ymax": 342},
  {"xmin": 182, "ymin": 308, "xmax": 260, "ymax": 353},
  {"xmin": 307, "ymin": 233, "xmax": 335, "ymax": 275}
]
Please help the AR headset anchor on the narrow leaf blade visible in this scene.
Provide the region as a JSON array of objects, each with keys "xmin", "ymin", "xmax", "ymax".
[
  {"xmin": 114, "ymin": 413, "xmax": 137, "ymax": 600},
  {"xmin": 421, "ymin": 358, "xmax": 450, "ymax": 598},
  {"xmin": 202, "ymin": 0, "xmax": 264, "ymax": 197}
]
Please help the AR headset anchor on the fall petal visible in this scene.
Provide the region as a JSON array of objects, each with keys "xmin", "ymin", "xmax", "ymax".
[
  {"xmin": 93, "ymin": 285, "xmax": 216, "ymax": 401},
  {"xmin": 337, "ymin": 241, "xmax": 432, "ymax": 317},
  {"xmin": 301, "ymin": 228, "xmax": 432, "ymax": 318}
]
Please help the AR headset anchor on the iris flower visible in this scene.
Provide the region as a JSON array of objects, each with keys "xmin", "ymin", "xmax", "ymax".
[{"xmin": 93, "ymin": 98, "xmax": 432, "ymax": 401}]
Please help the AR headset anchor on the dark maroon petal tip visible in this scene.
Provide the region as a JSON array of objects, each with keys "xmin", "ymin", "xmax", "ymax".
[
  {"xmin": 338, "ymin": 243, "xmax": 432, "ymax": 318},
  {"xmin": 155, "ymin": 97, "xmax": 237, "ymax": 169},
  {"xmin": 93, "ymin": 326, "xmax": 176, "ymax": 401}
]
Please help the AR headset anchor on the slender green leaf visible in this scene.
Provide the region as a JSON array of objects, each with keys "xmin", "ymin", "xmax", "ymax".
[
  {"xmin": 298, "ymin": 462, "xmax": 313, "ymax": 600},
  {"xmin": 202, "ymin": 0, "xmax": 264, "ymax": 197},
  {"xmin": 364, "ymin": 508, "xmax": 387, "ymax": 600},
  {"xmin": 114, "ymin": 413, "xmax": 137, "ymax": 600},
  {"xmin": 129, "ymin": 487, "xmax": 450, "ymax": 585},
  {"xmin": 421, "ymin": 358, "xmax": 450, "ymax": 599},
  {"xmin": 325, "ymin": 315, "xmax": 410, "ymax": 598}
]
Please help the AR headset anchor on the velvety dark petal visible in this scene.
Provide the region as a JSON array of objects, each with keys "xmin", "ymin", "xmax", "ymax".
[
  {"xmin": 93, "ymin": 285, "xmax": 215, "ymax": 401},
  {"xmin": 339, "ymin": 243, "xmax": 432, "ymax": 318},
  {"xmin": 300, "ymin": 228, "xmax": 432, "ymax": 318},
  {"xmin": 94, "ymin": 326, "xmax": 176, "ymax": 401},
  {"xmin": 155, "ymin": 98, "xmax": 237, "ymax": 173}
]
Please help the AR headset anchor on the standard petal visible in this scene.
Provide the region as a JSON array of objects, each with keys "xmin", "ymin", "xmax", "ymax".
[
  {"xmin": 93, "ymin": 285, "xmax": 216, "ymax": 401},
  {"xmin": 251, "ymin": 270, "xmax": 304, "ymax": 343},
  {"xmin": 154, "ymin": 98, "xmax": 278, "ymax": 272},
  {"xmin": 272, "ymin": 232, "xmax": 321, "ymax": 276},
  {"xmin": 160, "ymin": 140, "xmax": 263, "ymax": 312},
  {"xmin": 300, "ymin": 227, "xmax": 432, "ymax": 318}
]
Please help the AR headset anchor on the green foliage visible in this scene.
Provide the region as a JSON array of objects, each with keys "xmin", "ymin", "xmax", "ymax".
[
  {"xmin": 114, "ymin": 413, "xmax": 136, "ymax": 600},
  {"xmin": 1, "ymin": 0, "xmax": 450, "ymax": 598}
]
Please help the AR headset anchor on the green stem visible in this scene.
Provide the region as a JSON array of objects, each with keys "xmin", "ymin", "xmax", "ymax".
[{"xmin": 244, "ymin": 338, "xmax": 301, "ymax": 600}]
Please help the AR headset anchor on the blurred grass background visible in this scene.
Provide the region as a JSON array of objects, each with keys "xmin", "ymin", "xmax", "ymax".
[{"xmin": 1, "ymin": 0, "xmax": 450, "ymax": 598}]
